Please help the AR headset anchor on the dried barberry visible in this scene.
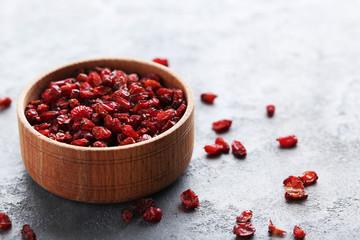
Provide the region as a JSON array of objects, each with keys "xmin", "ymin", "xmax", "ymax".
[
  {"xmin": 92, "ymin": 126, "xmax": 112, "ymax": 141},
  {"xmin": 299, "ymin": 171, "xmax": 318, "ymax": 186},
  {"xmin": 0, "ymin": 213, "xmax": 11, "ymax": 230},
  {"xmin": 71, "ymin": 106, "xmax": 93, "ymax": 121},
  {"xmin": 277, "ymin": 135, "xmax": 297, "ymax": 148},
  {"xmin": 232, "ymin": 140, "xmax": 247, "ymax": 158},
  {"xmin": 236, "ymin": 210, "xmax": 252, "ymax": 223},
  {"xmin": 152, "ymin": 58, "xmax": 169, "ymax": 67},
  {"xmin": 122, "ymin": 208, "xmax": 133, "ymax": 224},
  {"xmin": 21, "ymin": 224, "xmax": 36, "ymax": 240},
  {"xmin": 268, "ymin": 220, "xmax": 287, "ymax": 234},
  {"xmin": 215, "ymin": 137, "xmax": 230, "ymax": 153},
  {"xmin": 266, "ymin": 104, "xmax": 275, "ymax": 117},
  {"xmin": 204, "ymin": 144, "xmax": 222, "ymax": 155},
  {"xmin": 233, "ymin": 223, "xmax": 256, "ymax": 237},
  {"xmin": 212, "ymin": 119, "xmax": 232, "ymax": 133},
  {"xmin": 180, "ymin": 189, "xmax": 199, "ymax": 210},
  {"xmin": 201, "ymin": 93, "xmax": 217, "ymax": 104},
  {"xmin": 0, "ymin": 97, "xmax": 12, "ymax": 109},
  {"xmin": 293, "ymin": 225, "xmax": 306, "ymax": 239},
  {"xmin": 142, "ymin": 206, "xmax": 163, "ymax": 223},
  {"xmin": 284, "ymin": 176, "xmax": 308, "ymax": 201}
]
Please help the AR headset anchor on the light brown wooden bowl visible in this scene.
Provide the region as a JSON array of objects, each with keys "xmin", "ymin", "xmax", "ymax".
[{"xmin": 17, "ymin": 58, "xmax": 194, "ymax": 203}]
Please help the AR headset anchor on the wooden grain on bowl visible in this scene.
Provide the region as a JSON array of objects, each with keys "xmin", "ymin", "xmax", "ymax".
[{"xmin": 17, "ymin": 58, "xmax": 194, "ymax": 203}]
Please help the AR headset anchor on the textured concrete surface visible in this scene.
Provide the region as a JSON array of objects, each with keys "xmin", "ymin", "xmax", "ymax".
[{"xmin": 1, "ymin": 0, "xmax": 360, "ymax": 239}]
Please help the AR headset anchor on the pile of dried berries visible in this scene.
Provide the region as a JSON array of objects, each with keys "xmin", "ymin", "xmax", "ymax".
[
  {"xmin": 233, "ymin": 210, "xmax": 256, "ymax": 238},
  {"xmin": 283, "ymin": 171, "xmax": 318, "ymax": 201},
  {"xmin": 180, "ymin": 189, "xmax": 199, "ymax": 210},
  {"xmin": 0, "ymin": 97, "xmax": 12, "ymax": 109},
  {"xmin": 121, "ymin": 198, "xmax": 163, "ymax": 224},
  {"xmin": 25, "ymin": 66, "xmax": 187, "ymax": 147}
]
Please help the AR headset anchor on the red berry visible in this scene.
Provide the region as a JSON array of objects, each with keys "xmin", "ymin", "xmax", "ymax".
[
  {"xmin": 70, "ymin": 106, "xmax": 93, "ymax": 121},
  {"xmin": 212, "ymin": 119, "xmax": 232, "ymax": 133},
  {"xmin": 233, "ymin": 223, "xmax": 256, "ymax": 237},
  {"xmin": 299, "ymin": 171, "xmax": 318, "ymax": 186},
  {"xmin": 152, "ymin": 58, "xmax": 169, "ymax": 67},
  {"xmin": 122, "ymin": 208, "xmax": 133, "ymax": 224},
  {"xmin": 236, "ymin": 210, "xmax": 252, "ymax": 223},
  {"xmin": 201, "ymin": 92, "xmax": 217, "ymax": 104},
  {"xmin": 0, "ymin": 213, "xmax": 12, "ymax": 230},
  {"xmin": 92, "ymin": 126, "xmax": 112, "ymax": 141},
  {"xmin": 71, "ymin": 138, "xmax": 89, "ymax": 146},
  {"xmin": 21, "ymin": 224, "xmax": 36, "ymax": 240},
  {"xmin": 204, "ymin": 144, "xmax": 222, "ymax": 155},
  {"xmin": 293, "ymin": 225, "xmax": 306, "ymax": 239},
  {"xmin": 122, "ymin": 125, "xmax": 139, "ymax": 139},
  {"xmin": 284, "ymin": 176, "xmax": 308, "ymax": 201},
  {"xmin": 93, "ymin": 141, "xmax": 107, "ymax": 147},
  {"xmin": 142, "ymin": 206, "xmax": 163, "ymax": 223},
  {"xmin": 268, "ymin": 220, "xmax": 287, "ymax": 234},
  {"xmin": 0, "ymin": 97, "xmax": 12, "ymax": 109},
  {"xmin": 42, "ymin": 85, "xmax": 61, "ymax": 103},
  {"xmin": 156, "ymin": 109, "xmax": 176, "ymax": 122},
  {"xmin": 231, "ymin": 140, "xmax": 247, "ymax": 158},
  {"xmin": 277, "ymin": 135, "xmax": 297, "ymax": 148},
  {"xmin": 215, "ymin": 137, "xmax": 230, "ymax": 153},
  {"xmin": 180, "ymin": 189, "xmax": 199, "ymax": 210},
  {"xmin": 266, "ymin": 104, "xmax": 275, "ymax": 117}
]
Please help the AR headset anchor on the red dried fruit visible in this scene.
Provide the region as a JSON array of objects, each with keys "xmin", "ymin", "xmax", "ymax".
[
  {"xmin": 212, "ymin": 119, "xmax": 232, "ymax": 133},
  {"xmin": 268, "ymin": 220, "xmax": 287, "ymax": 234},
  {"xmin": 156, "ymin": 88, "xmax": 173, "ymax": 105},
  {"xmin": 93, "ymin": 141, "xmax": 107, "ymax": 147},
  {"xmin": 152, "ymin": 58, "xmax": 168, "ymax": 67},
  {"xmin": 88, "ymin": 71, "xmax": 102, "ymax": 87},
  {"xmin": 215, "ymin": 137, "xmax": 230, "ymax": 153},
  {"xmin": 299, "ymin": 171, "xmax": 318, "ymax": 186},
  {"xmin": 156, "ymin": 109, "xmax": 176, "ymax": 122},
  {"xmin": 236, "ymin": 210, "xmax": 252, "ymax": 223},
  {"xmin": 122, "ymin": 208, "xmax": 133, "ymax": 224},
  {"xmin": 142, "ymin": 207, "xmax": 163, "ymax": 223},
  {"xmin": 172, "ymin": 89, "xmax": 183, "ymax": 109},
  {"xmin": 0, "ymin": 213, "xmax": 12, "ymax": 229},
  {"xmin": 25, "ymin": 109, "xmax": 41, "ymax": 124},
  {"xmin": 294, "ymin": 225, "xmax": 306, "ymax": 239},
  {"xmin": 57, "ymin": 114, "xmax": 71, "ymax": 125},
  {"xmin": 81, "ymin": 118, "xmax": 95, "ymax": 131},
  {"xmin": 122, "ymin": 125, "xmax": 139, "ymax": 139},
  {"xmin": 71, "ymin": 106, "xmax": 93, "ymax": 121},
  {"xmin": 40, "ymin": 111, "xmax": 60, "ymax": 122},
  {"xmin": 92, "ymin": 126, "xmax": 112, "ymax": 141},
  {"xmin": 132, "ymin": 198, "xmax": 155, "ymax": 214},
  {"xmin": 77, "ymin": 73, "xmax": 89, "ymax": 82},
  {"xmin": 233, "ymin": 223, "xmax": 256, "ymax": 237},
  {"xmin": 232, "ymin": 140, "xmax": 247, "ymax": 158},
  {"xmin": 120, "ymin": 137, "xmax": 136, "ymax": 146},
  {"xmin": 201, "ymin": 92, "xmax": 217, "ymax": 104},
  {"xmin": 204, "ymin": 144, "xmax": 222, "ymax": 155},
  {"xmin": 0, "ymin": 97, "xmax": 12, "ymax": 109},
  {"xmin": 42, "ymin": 85, "xmax": 61, "ymax": 103},
  {"xmin": 266, "ymin": 104, "xmax": 275, "ymax": 117},
  {"xmin": 277, "ymin": 135, "xmax": 297, "ymax": 148},
  {"xmin": 284, "ymin": 177, "xmax": 308, "ymax": 201},
  {"xmin": 143, "ymin": 79, "xmax": 162, "ymax": 90},
  {"xmin": 180, "ymin": 189, "xmax": 199, "ymax": 210},
  {"xmin": 71, "ymin": 138, "xmax": 89, "ymax": 146},
  {"xmin": 21, "ymin": 224, "xmax": 36, "ymax": 240},
  {"xmin": 283, "ymin": 176, "xmax": 301, "ymax": 186}
]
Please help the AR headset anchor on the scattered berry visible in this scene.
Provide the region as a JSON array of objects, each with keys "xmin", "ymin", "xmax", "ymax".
[
  {"xmin": 277, "ymin": 135, "xmax": 297, "ymax": 148},
  {"xmin": 0, "ymin": 213, "xmax": 12, "ymax": 230},
  {"xmin": 212, "ymin": 119, "xmax": 232, "ymax": 133},
  {"xmin": 236, "ymin": 210, "xmax": 252, "ymax": 223},
  {"xmin": 231, "ymin": 140, "xmax": 247, "ymax": 158},
  {"xmin": 293, "ymin": 225, "xmax": 306, "ymax": 239},
  {"xmin": 299, "ymin": 171, "xmax": 318, "ymax": 186},
  {"xmin": 122, "ymin": 208, "xmax": 133, "ymax": 224},
  {"xmin": 152, "ymin": 58, "xmax": 169, "ymax": 67},
  {"xmin": 266, "ymin": 104, "xmax": 275, "ymax": 117},
  {"xmin": 0, "ymin": 97, "xmax": 12, "ymax": 109},
  {"xmin": 21, "ymin": 224, "xmax": 36, "ymax": 240},
  {"xmin": 201, "ymin": 93, "xmax": 217, "ymax": 104},
  {"xmin": 268, "ymin": 220, "xmax": 287, "ymax": 234},
  {"xmin": 180, "ymin": 189, "xmax": 199, "ymax": 210},
  {"xmin": 233, "ymin": 223, "xmax": 256, "ymax": 237},
  {"xmin": 132, "ymin": 198, "xmax": 155, "ymax": 215},
  {"xmin": 142, "ymin": 206, "xmax": 163, "ymax": 223}
]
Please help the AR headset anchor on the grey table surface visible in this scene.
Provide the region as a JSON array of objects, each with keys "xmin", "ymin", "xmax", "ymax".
[{"xmin": 1, "ymin": 0, "xmax": 360, "ymax": 239}]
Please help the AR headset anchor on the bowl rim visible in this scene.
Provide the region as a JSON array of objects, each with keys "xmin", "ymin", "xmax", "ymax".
[{"xmin": 17, "ymin": 57, "xmax": 194, "ymax": 151}]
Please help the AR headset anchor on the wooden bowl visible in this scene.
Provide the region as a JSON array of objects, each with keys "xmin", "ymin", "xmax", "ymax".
[{"xmin": 17, "ymin": 58, "xmax": 194, "ymax": 203}]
